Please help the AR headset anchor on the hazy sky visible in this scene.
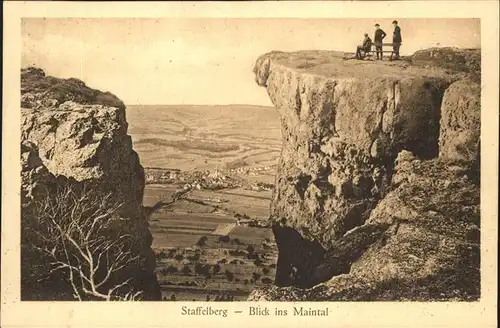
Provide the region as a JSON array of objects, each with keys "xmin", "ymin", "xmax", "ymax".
[{"xmin": 22, "ymin": 18, "xmax": 480, "ymax": 106}]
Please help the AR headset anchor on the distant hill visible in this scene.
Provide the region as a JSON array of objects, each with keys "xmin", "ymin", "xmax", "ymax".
[{"xmin": 126, "ymin": 104, "xmax": 282, "ymax": 172}]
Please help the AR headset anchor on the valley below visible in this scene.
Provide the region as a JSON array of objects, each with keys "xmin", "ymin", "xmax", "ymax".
[{"xmin": 128, "ymin": 104, "xmax": 282, "ymax": 301}]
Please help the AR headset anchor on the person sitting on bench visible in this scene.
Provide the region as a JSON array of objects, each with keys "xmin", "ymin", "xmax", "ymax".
[
  {"xmin": 356, "ymin": 33, "xmax": 372, "ymax": 59},
  {"xmin": 373, "ymin": 23, "xmax": 387, "ymax": 60}
]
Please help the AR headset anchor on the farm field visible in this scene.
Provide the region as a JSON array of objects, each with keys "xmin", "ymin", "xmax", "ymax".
[
  {"xmin": 145, "ymin": 184, "xmax": 278, "ymax": 301},
  {"xmin": 144, "ymin": 184, "xmax": 272, "ymax": 220},
  {"xmin": 130, "ymin": 104, "xmax": 282, "ymax": 301},
  {"xmin": 127, "ymin": 104, "xmax": 282, "ymax": 174}
]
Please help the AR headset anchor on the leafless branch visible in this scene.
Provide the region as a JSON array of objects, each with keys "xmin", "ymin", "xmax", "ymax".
[{"xmin": 25, "ymin": 183, "xmax": 143, "ymax": 301}]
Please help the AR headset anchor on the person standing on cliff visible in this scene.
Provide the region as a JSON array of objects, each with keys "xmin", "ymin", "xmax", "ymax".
[
  {"xmin": 392, "ymin": 20, "xmax": 402, "ymax": 59},
  {"xmin": 373, "ymin": 23, "xmax": 387, "ymax": 60},
  {"xmin": 356, "ymin": 33, "xmax": 373, "ymax": 59}
]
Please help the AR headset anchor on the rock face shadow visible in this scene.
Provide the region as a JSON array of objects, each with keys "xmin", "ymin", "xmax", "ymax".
[{"xmin": 272, "ymin": 225, "xmax": 326, "ymax": 289}]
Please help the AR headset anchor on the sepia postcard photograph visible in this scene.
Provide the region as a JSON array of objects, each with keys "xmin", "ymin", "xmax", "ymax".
[{"xmin": 2, "ymin": 1, "xmax": 498, "ymax": 328}]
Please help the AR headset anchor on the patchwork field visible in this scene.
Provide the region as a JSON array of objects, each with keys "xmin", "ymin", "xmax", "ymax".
[
  {"xmin": 129, "ymin": 105, "xmax": 282, "ymax": 301},
  {"xmin": 127, "ymin": 104, "xmax": 282, "ymax": 174},
  {"xmin": 145, "ymin": 185, "xmax": 277, "ymax": 301}
]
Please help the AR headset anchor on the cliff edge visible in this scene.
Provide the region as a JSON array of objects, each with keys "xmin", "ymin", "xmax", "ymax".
[
  {"xmin": 249, "ymin": 48, "xmax": 480, "ymax": 301},
  {"xmin": 20, "ymin": 67, "xmax": 161, "ymax": 300}
]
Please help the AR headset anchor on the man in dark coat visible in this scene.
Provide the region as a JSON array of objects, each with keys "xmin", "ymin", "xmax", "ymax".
[
  {"xmin": 392, "ymin": 20, "xmax": 402, "ymax": 59},
  {"xmin": 373, "ymin": 23, "xmax": 387, "ymax": 60},
  {"xmin": 356, "ymin": 33, "xmax": 372, "ymax": 59}
]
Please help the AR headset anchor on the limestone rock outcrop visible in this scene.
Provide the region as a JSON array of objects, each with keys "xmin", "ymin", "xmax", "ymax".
[
  {"xmin": 438, "ymin": 79, "xmax": 481, "ymax": 166},
  {"xmin": 20, "ymin": 67, "xmax": 161, "ymax": 301},
  {"xmin": 249, "ymin": 49, "xmax": 480, "ymax": 300},
  {"xmin": 411, "ymin": 47, "xmax": 481, "ymax": 76}
]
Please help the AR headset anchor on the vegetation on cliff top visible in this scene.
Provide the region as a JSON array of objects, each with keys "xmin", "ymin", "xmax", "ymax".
[{"xmin": 21, "ymin": 67, "xmax": 124, "ymax": 109}]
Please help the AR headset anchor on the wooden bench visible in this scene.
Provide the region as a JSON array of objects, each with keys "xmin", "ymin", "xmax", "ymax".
[{"xmin": 364, "ymin": 42, "xmax": 402, "ymax": 60}]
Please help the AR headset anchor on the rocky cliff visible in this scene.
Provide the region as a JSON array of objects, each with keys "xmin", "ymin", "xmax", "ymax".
[
  {"xmin": 20, "ymin": 67, "xmax": 161, "ymax": 301},
  {"xmin": 249, "ymin": 48, "xmax": 480, "ymax": 301}
]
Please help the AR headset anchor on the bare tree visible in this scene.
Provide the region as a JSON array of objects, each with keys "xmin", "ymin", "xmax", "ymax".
[{"xmin": 24, "ymin": 182, "xmax": 144, "ymax": 301}]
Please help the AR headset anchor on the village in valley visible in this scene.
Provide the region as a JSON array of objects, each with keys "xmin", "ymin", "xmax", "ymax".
[{"xmin": 126, "ymin": 104, "xmax": 283, "ymax": 301}]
